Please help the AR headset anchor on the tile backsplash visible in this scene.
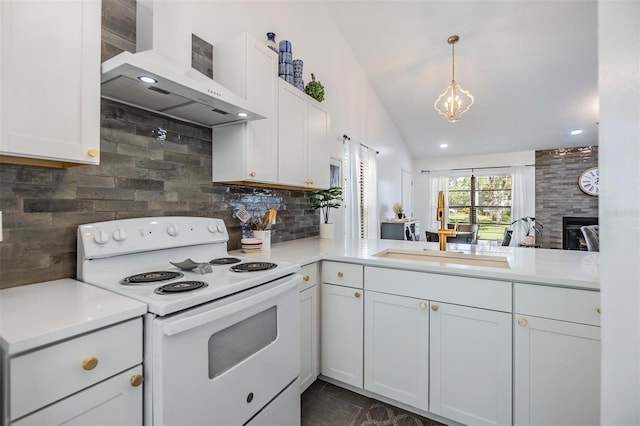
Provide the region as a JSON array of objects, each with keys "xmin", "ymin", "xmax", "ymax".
[{"xmin": 0, "ymin": 100, "xmax": 318, "ymax": 289}]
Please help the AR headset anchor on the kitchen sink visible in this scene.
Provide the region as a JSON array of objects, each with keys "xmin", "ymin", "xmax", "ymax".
[{"xmin": 372, "ymin": 248, "xmax": 511, "ymax": 269}]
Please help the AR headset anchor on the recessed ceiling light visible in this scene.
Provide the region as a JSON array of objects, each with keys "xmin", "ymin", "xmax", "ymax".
[
  {"xmin": 570, "ymin": 129, "xmax": 583, "ymax": 135},
  {"xmin": 440, "ymin": 143, "xmax": 449, "ymax": 148},
  {"xmin": 138, "ymin": 76, "xmax": 157, "ymax": 84},
  {"xmin": 237, "ymin": 112, "xmax": 248, "ymax": 118}
]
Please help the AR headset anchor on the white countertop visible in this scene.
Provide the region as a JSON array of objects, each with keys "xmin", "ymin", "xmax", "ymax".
[
  {"xmin": 0, "ymin": 279, "xmax": 147, "ymax": 355},
  {"xmin": 234, "ymin": 237, "xmax": 600, "ymax": 291}
]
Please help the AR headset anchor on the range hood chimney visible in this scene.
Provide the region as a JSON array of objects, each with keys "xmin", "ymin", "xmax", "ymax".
[{"xmin": 101, "ymin": 50, "xmax": 265, "ymax": 127}]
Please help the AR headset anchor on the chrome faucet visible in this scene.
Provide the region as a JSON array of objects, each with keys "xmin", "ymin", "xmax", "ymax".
[{"xmin": 436, "ymin": 190, "xmax": 456, "ymax": 251}]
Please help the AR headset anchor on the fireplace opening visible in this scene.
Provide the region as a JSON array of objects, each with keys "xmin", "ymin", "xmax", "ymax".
[{"xmin": 563, "ymin": 217, "xmax": 598, "ymax": 250}]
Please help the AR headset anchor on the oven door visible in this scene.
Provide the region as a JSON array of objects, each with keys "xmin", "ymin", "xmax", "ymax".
[{"xmin": 151, "ymin": 274, "xmax": 301, "ymax": 426}]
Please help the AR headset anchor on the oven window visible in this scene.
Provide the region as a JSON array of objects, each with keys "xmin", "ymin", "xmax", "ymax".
[{"xmin": 208, "ymin": 306, "xmax": 277, "ymax": 379}]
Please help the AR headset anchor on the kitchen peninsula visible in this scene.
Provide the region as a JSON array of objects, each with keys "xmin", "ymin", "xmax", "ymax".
[{"xmin": 242, "ymin": 237, "xmax": 600, "ymax": 426}]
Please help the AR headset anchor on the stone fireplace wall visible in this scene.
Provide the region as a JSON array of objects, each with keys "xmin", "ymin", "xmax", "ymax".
[{"xmin": 535, "ymin": 146, "xmax": 599, "ymax": 249}]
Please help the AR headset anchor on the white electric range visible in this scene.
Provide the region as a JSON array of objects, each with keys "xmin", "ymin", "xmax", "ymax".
[{"xmin": 77, "ymin": 216, "xmax": 301, "ymax": 426}]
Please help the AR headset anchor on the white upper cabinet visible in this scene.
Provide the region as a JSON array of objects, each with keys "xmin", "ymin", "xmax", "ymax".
[
  {"xmin": 212, "ymin": 33, "xmax": 279, "ymax": 184},
  {"xmin": 278, "ymin": 80, "xmax": 329, "ymax": 189},
  {"xmin": 0, "ymin": 0, "xmax": 101, "ymax": 167}
]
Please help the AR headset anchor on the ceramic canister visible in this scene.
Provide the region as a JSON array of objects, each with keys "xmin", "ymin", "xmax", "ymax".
[
  {"xmin": 279, "ymin": 51, "xmax": 293, "ymax": 64},
  {"xmin": 279, "ymin": 40, "xmax": 292, "ymax": 53}
]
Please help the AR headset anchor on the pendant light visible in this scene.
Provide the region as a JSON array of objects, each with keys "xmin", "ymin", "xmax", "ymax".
[{"xmin": 434, "ymin": 34, "xmax": 474, "ymax": 122}]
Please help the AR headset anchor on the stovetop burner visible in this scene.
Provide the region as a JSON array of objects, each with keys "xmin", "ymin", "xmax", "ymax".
[
  {"xmin": 230, "ymin": 262, "xmax": 278, "ymax": 272},
  {"xmin": 154, "ymin": 281, "xmax": 208, "ymax": 295},
  {"xmin": 122, "ymin": 271, "xmax": 184, "ymax": 284},
  {"xmin": 209, "ymin": 257, "xmax": 242, "ymax": 265}
]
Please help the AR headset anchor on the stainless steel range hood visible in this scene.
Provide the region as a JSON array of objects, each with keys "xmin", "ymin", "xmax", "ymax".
[{"xmin": 101, "ymin": 51, "xmax": 265, "ymax": 127}]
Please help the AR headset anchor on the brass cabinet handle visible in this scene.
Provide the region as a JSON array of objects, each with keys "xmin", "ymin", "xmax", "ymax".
[
  {"xmin": 82, "ymin": 356, "xmax": 98, "ymax": 371},
  {"xmin": 596, "ymin": 306, "xmax": 601, "ymax": 314},
  {"xmin": 518, "ymin": 317, "xmax": 528, "ymax": 327},
  {"xmin": 87, "ymin": 148, "xmax": 99, "ymax": 158},
  {"xmin": 303, "ymin": 275, "xmax": 310, "ymax": 281},
  {"xmin": 337, "ymin": 272, "xmax": 344, "ymax": 278},
  {"xmin": 431, "ymin": 303, "xmax": 439, "ymax": 311},
  {"xmin": 354, "ymin": 291, "xmax": 361, "ymax": 298},
  {"xmin": 248, "ymin": 171, "xmax": 256, "ymax": 177},
  {"xmin": 130, "ymin": 375, "xmax": 144, "ymax": 387},
  {"xmin": 419, "ymin": 302, "xmax": 427, "ymax": 310}
]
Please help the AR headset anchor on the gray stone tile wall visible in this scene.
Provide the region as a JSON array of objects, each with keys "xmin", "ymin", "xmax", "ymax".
[
  {"xmin": 535, "ymin": 146, "xmax": 599, "ymax": 249},
  {"xmin": 0, "ymin": 100, "xmax": 318, "ymax": 289}
]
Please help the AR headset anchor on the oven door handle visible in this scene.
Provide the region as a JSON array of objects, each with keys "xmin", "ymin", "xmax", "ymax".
[{"xmin": 162, "ymin": 276, "xmax": 299, "ymax": 336}]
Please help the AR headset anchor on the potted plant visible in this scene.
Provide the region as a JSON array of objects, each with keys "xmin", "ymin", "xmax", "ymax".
[
  {"xmin": 511, "ymin": 216, "xmax": 543, "ymax": 245},
  {"xmin": 392, "ymin": 203, "xmax": 404, "ymax": 219},
  {"xmin": 309, "ymin": 186, "xmax": 342, "ymax": 238}
]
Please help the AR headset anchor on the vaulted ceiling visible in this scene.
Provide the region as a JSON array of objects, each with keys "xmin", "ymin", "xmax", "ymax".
[{"xmin": 324, "ymin": 0, "xmax": 598, "ymax": 159}]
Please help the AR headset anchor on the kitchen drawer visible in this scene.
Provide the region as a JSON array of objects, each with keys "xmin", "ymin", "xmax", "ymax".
[
  {"xmin": 365, "ymin": 267, "xmax": 511, "ymax": 312},
  {"xmin": 10, "ymin": 318, "xmax": 142, "ymax": 420},
  {"xmin": 299, "ymin": 263, "xmax": 319, "ymax": 292},
  {"xmin": 322, "ymin": 261, "xmax": 363, "ymax": 288},
  {"xmin": 514, "ymin": 283, "xmax": 601, "ymax": 326}
]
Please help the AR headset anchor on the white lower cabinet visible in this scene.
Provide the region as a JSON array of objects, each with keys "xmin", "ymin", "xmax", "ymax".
[
  {"xmin": 514, "ymin": 283, "xmax": 601, "ymax": 426},
  {"xmin": 364, "ymin": 291, "xmax": 429, "ymax": 411},
  {"xmin": 429, "ymin": 302, "xmax": 512, "ymax": 426},
  {"xmin": 321, "ymin": 283, "xmax": 363, "ymax": 388},
  {"xmin": 13, "ymin": 365, "xmax": 142, "ymax": 426},
  {"xmin": 299, "ymin": 263, "xmax": 320, "ymax": 393}
]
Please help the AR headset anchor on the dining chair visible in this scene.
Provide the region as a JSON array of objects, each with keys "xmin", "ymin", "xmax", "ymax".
[{"xmin": 580, "ymin": 225, "xmax": 599, "ymax": 252}]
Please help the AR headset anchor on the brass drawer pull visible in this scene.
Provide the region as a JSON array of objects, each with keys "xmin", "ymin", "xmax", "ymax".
[
  {"xmin": 87, "ymin": 148, "xmax": 99, "ymax": 158},
  {"xmin": 337, "ymin": 272, "xmax": 344, "ymax": 278},
  {"xmin": 303, "ymin": 275, "xmax": 310, "ymax": 281},
  {"xmin": 431, "ymin": 303, "xmax": 439, "ymax": 311},
  {"xmin": 518, "ymin": 317, "xmax": 528, "ymax": 327},
  {"xmin": 355, "ymin": 291, "xmax": 361, "ymax": 298},
  {"xmin": 596, "ymin": 306, "xmax": 601, "ymax": 314},
  {"xmin": 82, "ymin": 356, "xmax": 98, "ymax": 371},
  {"xmin": 419, "ymin": 302, "xmax": 427, "ymax": 310},
  {"xmin": 130, "ymin": 374, "xmax": 144, "ymax": 387}
]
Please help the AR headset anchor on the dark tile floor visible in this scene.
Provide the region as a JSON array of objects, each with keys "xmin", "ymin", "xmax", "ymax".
[{"xmin": 301, "ymin": 380, "xmax": 445, "ymax": 426}]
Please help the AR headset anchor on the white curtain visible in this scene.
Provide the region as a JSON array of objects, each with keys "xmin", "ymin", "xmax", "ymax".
[
  {"xmin": 425, "ymin": 171, "xmax": 450, "ymax": 232},
  {"xmin": 510, "ymin": 165, "xmax": 536, "ymax": 246}
]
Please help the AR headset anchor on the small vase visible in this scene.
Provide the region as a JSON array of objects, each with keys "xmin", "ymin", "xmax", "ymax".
[
  {"xmin": 266, "ymin": 32, "xmax": 278, "ymax": 53},
  {"xmin": 319, "ymin": 223, "xmax": 334, "ymax": 239},
  {"xmin": 397, "ymin": 213, "xmax": 403, "ymax": 219}
]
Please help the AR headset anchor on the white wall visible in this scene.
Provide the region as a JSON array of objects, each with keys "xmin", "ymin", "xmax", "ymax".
[
  {"xmin": 412, "ymin": 151, "xmax": 535, "ymax": 233},
  {"xmin": 599, "ymin": 1, "xmax": 640, "ymax": 423},
  {"xmin": 146, "ymin": 0, "xmax": 413, "ymax": 237}
]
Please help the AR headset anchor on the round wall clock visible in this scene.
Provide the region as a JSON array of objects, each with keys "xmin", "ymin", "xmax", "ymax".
[{"xmin": 578, "ymin": 167, "xmax": 599, "ymax": 196}]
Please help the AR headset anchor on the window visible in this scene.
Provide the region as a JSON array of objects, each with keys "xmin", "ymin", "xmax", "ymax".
[{"xmin": 448, "ymin": 174, "xmax": 512, "ymax": 240}]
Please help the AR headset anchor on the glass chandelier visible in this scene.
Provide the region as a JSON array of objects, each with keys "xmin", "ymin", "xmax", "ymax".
[{"xmin": 434, "ymin": 34, "xmax": 474, "ymax": 122}]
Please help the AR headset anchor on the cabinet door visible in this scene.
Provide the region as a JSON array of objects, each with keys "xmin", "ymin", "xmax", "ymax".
[
  {"xmin": 321, "ymin": 283, "xmax": 363, "ymax": 388},
  {"xmin": 277, "ymin": 81, "xmax": 307, "ymax": 187},
  {"xmin": 0, "ymin": 0, "xmax": 100, "ymax": 165},
  {"xmin": 430, "ymin": 302, "xmax": 512, "ymax": 426},
  {"xmin": 245, "ymin": 39, "xmax": 278, "ymax": 182},
  {"xmin": 306, "ymin": 101, "xmax": 329, "ymax": 189},
  {"xmin": 13, "ymin": 365, "xmax": 142, "ymax": 426},
  {"xmin": 364, "ymin": 292, "xmax": 429, "ymax": 411},
  {"xmin": 514, "ymin": 315, "xmax": 600, "ymax": 426},
  {"xmin": 299, "ymin": 284, "xmax": 319, "ymax": 393}
]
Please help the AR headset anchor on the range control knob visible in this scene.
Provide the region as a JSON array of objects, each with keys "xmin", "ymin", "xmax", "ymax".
[
  {"xmin": 208, "ymin": 223, "xmax": 217, "ymax": 233},
  {"xmin": 93, "ymin": 230, "xmax": 110, "ymax": 245},
  {"xmin": 113, "ymin": 228, "xmax": 127, "ymax": 241},
  {"xmin": 167, "ymin": 224, "xmax": 179, "ymax": 237},
  {"xmin": 216, "ymin": 223, "xmax": 224, "ymax": 233}
]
